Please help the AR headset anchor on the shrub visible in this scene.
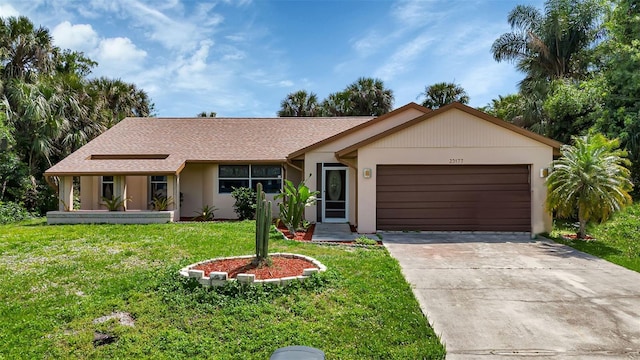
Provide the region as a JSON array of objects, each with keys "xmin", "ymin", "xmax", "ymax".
[
  {"xmin": 101, "ymin": 195, "xmax": 131, "ymax": 211},
  {"xmin": 231, "ymin": 187, "xmax": 256, "ymax": 220},
  {"xmin": 192, "ymin": 204, "xmax": 218, "ymax": 221},
  {"xmin": 150, "ymin": 195, "xmax": 173, "ymax": 211},
  {"xmin": 275, "ymin": 179, "xmax": 318, "ymax": 234},
  {"xmin": 0, "ymin": 201, "xmax": 33, "ymax": 224},
  {"xmin": 355, "ymin": 236, "xmax": 378, "ymax": 246}
]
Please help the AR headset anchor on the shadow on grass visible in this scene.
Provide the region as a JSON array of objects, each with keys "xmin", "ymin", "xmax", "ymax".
[{"xmin": 540, "ymin": 234, "xmax": 624, "ymax": 260}]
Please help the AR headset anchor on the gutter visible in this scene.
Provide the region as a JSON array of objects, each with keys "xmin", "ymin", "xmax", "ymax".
[{"xmin": 285, "ymin": 158, "xmax": 303, "ymax": 172}]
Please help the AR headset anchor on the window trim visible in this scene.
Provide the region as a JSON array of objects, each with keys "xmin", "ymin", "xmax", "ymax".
[
  {"xmin": 218, "ymin": 164, "xmax": 282, "ymax": 194},
  {"xmin": 149, "ymin": 175, "xmax": 168, "ymax": 201},
  {"xmin": 101, "ymin": 176, "xmax": 114, "ymax": 199}
]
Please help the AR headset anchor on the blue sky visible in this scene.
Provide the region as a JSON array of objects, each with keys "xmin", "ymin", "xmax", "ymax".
[{"xmin": 1, "ymin": 0, "xmax": 542, "ymax": 117}]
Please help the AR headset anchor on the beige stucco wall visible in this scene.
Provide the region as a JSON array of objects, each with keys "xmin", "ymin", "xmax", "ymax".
[
  {"xmin": 303, "ymin": 152, "xmax": 356, "ymax": 225},
  {"xmin": 355, "ymin": 108, "xmax": 554, "ymax": 234},
  {"xmin": 126, "ymin": 176, "xmax": 147, "ymax": 210},
  {"xmin": 78, "ymin": 175, "xmax": 153, "ymax": 212},
  {"xmin": 80, "ymin": 176, "xmax": 98, "ymax": 210},
  {"xmin": 179, "ymin": 163, "xmax": 285, "ymax": 220},
  {"xmin": 302, "ymin": 107, "xmax": 426, "ymax": 225}
]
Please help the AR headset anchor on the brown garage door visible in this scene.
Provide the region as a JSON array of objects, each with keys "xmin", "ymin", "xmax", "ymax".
[{"xmin": 377, "ymin": 165, "xmax": 531, "ymax": 231}]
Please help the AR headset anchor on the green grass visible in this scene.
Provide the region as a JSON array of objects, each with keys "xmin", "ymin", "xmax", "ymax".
[
  {"xmin": 0, "ymin": 220, "xmax": 445, "ymax": 359},
  {"xmin": 546, "ymin": 203, "xmax": 640, "ymax": 273}
]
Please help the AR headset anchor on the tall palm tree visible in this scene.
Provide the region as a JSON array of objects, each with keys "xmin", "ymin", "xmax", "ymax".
[
  {"xmin": 0, "ymin": 16, "xmax": 55, "ymax": 82},
  {"xmin": 87, "ymin": 77, "xmax": 154, "ymax": 128},
  {"xmin": 5, "ymin": 78, "xmax": 66, "ymax": 174},
  {"xmin": 491, "ymin": 0, "xmax": 604, "ymax": 90},
  {"xmin": 546, "ymin": 133, "xmax": 633, "ymax": 239},
  {"xmin": 419, "ymin": 82, "xmax": 469, "ymax": 109},
  {"xmin": 344, "ymin": 77, "xmax": 393, "ymax": 116},
  {"xmin": 320, "ymin": 91, "xmax": 353, "ymax": 116},
  {"xmin": 277, "ymin": 90, "xmax": 320, "ymax": 117}
]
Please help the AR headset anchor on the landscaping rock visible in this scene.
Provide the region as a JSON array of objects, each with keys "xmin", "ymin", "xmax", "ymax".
[
  {"xmin": 93, "ymin": 332, "xmax": 117, "ymax": 347},
  {"xmin": 93, "ymin": 311, "xmax": 135, "ymax": 327}
]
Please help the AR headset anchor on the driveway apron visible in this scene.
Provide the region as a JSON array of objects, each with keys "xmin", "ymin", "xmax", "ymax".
[{"xmin": 382, "ymin": 232, "xmax": 640, "ymax": 359}]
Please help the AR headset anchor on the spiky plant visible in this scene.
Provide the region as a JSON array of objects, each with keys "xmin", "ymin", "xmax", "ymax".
[{"xmin": 546, "ymin": 133, "xmax": 633, "ymax": 238}]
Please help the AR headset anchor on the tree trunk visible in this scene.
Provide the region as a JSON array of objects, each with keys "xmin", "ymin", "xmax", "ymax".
[{"xmin": 577, "ymin": 207, "xmax": 587, "ymax": 239}]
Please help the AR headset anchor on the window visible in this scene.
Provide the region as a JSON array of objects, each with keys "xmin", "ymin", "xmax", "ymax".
[
  {"xmin": 149, "ymin": 175, "xmax": 168, "ymax": 200},
  {"xmin": 101, "ymin": 176, "xmax": 114, "ymax": 199},
  {"xmin": 219, "ymin": 165, "xmax": 282, "ymax": 193}
]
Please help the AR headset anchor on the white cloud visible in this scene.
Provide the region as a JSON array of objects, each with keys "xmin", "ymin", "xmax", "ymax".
[
  {"xmin": 96, "ymin": 37, "xmax": 147, "ymax": 63},
  {"xmin": 0, "ymin": 3, "xmax": 19, "ymax": 17},
  {"xmin": 459, "ymin": 61, "xmax": 520, "ymax": 107},
  {"xmin": 391, "ymin": 0, "xmax": 435, "ymax": 27},
  {"xmin": 51, "ymin": 21, "xmax": 99, "ymax": 53},
  {"xmin": 127, "ymin": 0, "xmax": 222, "ymax": 52},
  {"xmin": 176, "ymin": 40, "xmax": 212, "ymax": 79},
  {"xmin": 375, "ymin": 33, "xmax": 433, "ymax": 81}
]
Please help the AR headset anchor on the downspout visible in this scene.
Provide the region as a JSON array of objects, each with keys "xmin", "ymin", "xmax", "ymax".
[{"xmin": 285, "ymin": 157, "xmax": 303, "ymax": 172}]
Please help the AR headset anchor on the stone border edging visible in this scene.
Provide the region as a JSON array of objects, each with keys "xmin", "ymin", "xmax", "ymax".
[{"xmin": 179, "ymin": 253, "xmax": 327, "ymax": 287}]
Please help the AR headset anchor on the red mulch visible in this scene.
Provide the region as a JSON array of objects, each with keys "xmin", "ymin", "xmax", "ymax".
[
  {"xmin": 191, "ymin": 256, "xmax": 317, "ymax": 280},
  {"xmin": 277, "ymin": 222, "xmax": 314, "ymax": 241},
  {"xmin": 562, "ymin": 234, "xmax": 596, "ymax": 241}
]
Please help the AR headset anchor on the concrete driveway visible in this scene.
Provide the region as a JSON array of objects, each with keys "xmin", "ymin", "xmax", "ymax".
[{"xmin": 382, "ymin": 232, "xmax": 640, "ymax": 359}]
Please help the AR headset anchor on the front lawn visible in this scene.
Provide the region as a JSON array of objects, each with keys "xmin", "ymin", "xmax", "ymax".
[
  {"xmin": 546, "ymin": 203, "xmax": 640, "ymax": 273},
  {"xmin": 0, "ymin": 220, "xmax": 445, "ymax": 359}
]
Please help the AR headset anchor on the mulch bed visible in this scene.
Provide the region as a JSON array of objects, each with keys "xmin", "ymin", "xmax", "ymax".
[
  {"xmin": 562, "ymin": 233, "xmax": 596, "ymax": 241},
  {"xmin": 191, "ymin": 256, "xmax": 317, "ymax": 280},
  {"xmin": 277, "ymin": 222, "xmax": 314, "ymax": 241}
]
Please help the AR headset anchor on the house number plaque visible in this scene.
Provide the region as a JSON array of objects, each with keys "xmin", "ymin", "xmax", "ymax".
[{"xmin": 449, "ymin": 158, "xmax": 464, "ymax": 164}]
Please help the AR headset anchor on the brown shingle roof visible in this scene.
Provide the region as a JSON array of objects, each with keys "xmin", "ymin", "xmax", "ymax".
[{"xmin": 45, "ymin": 116, "xmax": 373, "ymax": 176}]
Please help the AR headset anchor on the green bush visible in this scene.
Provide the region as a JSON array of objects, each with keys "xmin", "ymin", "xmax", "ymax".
[
  {"xmin": 355, "ymin": 235, "xmax": 378, "ymax": 246},
  {"xmin": 0, "ymin": 201, "xmax": 33, "ymax": 224},
  {"xmin": 275, "ymin": 179, "xmax": 318, "ymax": 234},
  {"xmin": 231, "ymin": 187, "xmax": 256, "ymax": 220}
]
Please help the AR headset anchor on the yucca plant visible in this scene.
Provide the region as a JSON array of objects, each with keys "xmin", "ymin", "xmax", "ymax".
[
  {"xmin": 192, "ymin": 204, "xmax": 218, "ymax": 221},
  {"xmin": 150, "ymin": 195, "xmax": 174, "ymax": 211},
  {"xmin": 275, "ymin": 178, "xmax": 318, "ymax": 234},
  {"xmin": 546, "ymin": 133, "xmax": 633, "ymax": 239},
  {"xmin": 254, "ymin": 182, "xmax": 272, "ymax": 266},
  {"xmin": 101, "ymin": 195, "xmax": 130, "ymax": 211}
]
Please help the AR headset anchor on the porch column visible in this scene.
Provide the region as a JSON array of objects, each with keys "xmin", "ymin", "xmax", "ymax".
[
  {"xmin": 166, "ymin": 175, "xmax": 177, "ymax": 211},
  {"xmin": 173, "ymin": 174, "xmax": 180, "ymax": 218},
  {"xmin": 113, "ymin": 176, "xmax": 127, "ymax": 210},
  {"xmin": 58, "ymin": 176, "xmax": 74, "ymax": 211}
]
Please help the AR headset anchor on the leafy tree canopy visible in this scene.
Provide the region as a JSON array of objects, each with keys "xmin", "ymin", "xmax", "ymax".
[
  {"xmin": 0, "ymin": 15, "xmax": 155, "ymax": 213},
  {"xmin": 419, "ymin": 82, "xmax": 469, "ymax": 109}
]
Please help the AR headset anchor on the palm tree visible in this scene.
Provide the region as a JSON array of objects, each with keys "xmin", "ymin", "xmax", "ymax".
[
  {"xmin": 87, "ymin": 77, "xmax": 154, "ymax": 128},
  {"xmin": 546, "ymin": 133, "xmax": 633, "ymax": 239},
  {"xmin": 419, "ymin": 82, "xmax": 469, "ymax": 109},
  {"xmin": 277, "ymin": 90, "xmax": 320, "ymax": 117},
  {"xmin": 491, "ymin": 0, "xmax": 603, "ymax": 89},
  {"xmin": 344, "ymin": 77, "xmax": 393, "ymax": 116},
  {"xmin": 5, "ymin": 78, "xmax": 66, "ymax": 174},
  {"xmin": 0, "ymin": 16, "xmax": 55, "ymax": 82},
  {"xmin": 320, "ymin": 91, "xmax": 353, "ymax": 116}
]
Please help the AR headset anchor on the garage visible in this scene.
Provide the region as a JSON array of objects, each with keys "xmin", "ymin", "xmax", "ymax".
[{"xmin": 376, "ymin": 165, "xmax": 531, "ymax": 231}]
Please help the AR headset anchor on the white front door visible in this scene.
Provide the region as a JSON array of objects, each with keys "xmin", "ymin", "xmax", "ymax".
[{"xmin": 322, "ymin": 166, "xmax": 348, "ymax": 222}]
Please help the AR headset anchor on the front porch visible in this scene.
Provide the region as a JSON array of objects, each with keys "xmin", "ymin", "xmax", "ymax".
[{"xmin": 46, "ymin": 210, "xmax": 175, "ymax": 225}]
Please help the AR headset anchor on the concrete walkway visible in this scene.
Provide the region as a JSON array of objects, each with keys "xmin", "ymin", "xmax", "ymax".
[
  {"xmin": 311, "ymin": 223, "xmax": 355, "ymax": 242},
  {"xmin": 382, "ymin": 232, "xmax": 640, "ymax": 359}
]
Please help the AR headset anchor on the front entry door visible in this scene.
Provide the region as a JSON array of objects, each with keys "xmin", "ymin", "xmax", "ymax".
[{"xmin": 322, "ymin": 167, "xmax": 348, "ymax": 222}]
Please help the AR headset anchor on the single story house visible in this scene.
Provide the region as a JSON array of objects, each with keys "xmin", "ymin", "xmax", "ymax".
[{"xmin": 45, "ymin": 102, "xmax": 561, "ymax": 234}]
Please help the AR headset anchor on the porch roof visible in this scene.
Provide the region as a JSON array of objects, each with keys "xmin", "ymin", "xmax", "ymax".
[{"xmin": 45, "ymin": 116, "xmax": 373, "ymax": 176}]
